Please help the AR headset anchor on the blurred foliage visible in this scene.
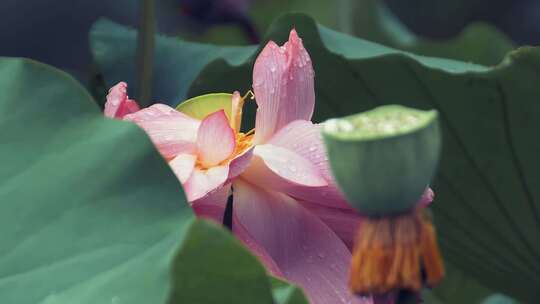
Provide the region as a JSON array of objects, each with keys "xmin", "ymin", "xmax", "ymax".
[
  {"xmin": 350, "ymin": 0, "xmax": 515, "ymax": 66},
  {"xmin": 424, "ymin": 263, "xmax": 519, "ymax": 304},
  {"xmin": 383, "ymin": 0, "xmax": 540, "ymax": 45},
  {"xmin": 0, "ymin": 57, "xmax": 193, "ymax": 304},
  {"xmin": 91, "ymin": 19, "xmax": 255, "ymax": 105},
  {"xmin": 178, "ymin": 0, "xmax": 515, "ymax": 67}
]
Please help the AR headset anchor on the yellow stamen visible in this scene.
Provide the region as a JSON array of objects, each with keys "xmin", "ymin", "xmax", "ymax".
[
  {"xmin": 349, "ymin": 209, "xmax": 444, "ymax": 295},
  {"xmin": 242, "ymin": 90, "xmax": 255, "ymax": 100},
  {"xmin": 230, "ymin": 91, "xmax": 244, "ymax": 133},
  {"xmin": 230, "ymin": 90, "xmax": 254, "ymax": 133},
  {"xmin": 245, "ymin": 128, "xmax": 255, "ymax": 136}
]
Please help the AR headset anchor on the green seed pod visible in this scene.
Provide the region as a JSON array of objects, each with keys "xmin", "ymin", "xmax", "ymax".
[{"xmin": 321, "ymin": 105, "xmax": 441, "ymax": 216}]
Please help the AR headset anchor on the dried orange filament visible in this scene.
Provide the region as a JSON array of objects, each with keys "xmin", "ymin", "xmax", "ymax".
[{"xmin": 349, "ymin": 209, "xmax": 444, "ymax": 295}]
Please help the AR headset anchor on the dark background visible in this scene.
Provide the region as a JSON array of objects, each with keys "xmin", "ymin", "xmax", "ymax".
[{"xmin": 2, "ymin": 0, "xmax": 538, "ymax": 82}]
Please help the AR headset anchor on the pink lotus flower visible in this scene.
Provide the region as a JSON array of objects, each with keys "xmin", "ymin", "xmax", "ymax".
[{"xmin": 104, "ymin": 30, "xmax": 433, "ymax": 304}]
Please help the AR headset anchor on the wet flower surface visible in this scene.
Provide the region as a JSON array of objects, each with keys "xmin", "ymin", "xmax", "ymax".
[{"xmin": 104, "ymin": 30, "xmax": 433, "ymax": 304}]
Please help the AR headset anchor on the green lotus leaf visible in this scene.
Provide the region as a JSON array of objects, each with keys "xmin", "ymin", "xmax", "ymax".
[
  {"xmin": 0, "ymin": 57, "xmax": 192, "ymax": 304},
  {"xmin": 424, "ymin": 262, "xmax": 520, "ymax": 304},
  {"xmin": 350, "ymin": 0, "xmax": 515, "ymax": 66},
  {"xmin": 270, "ymin": 277, "xmax": 310, "ymax": 304}
]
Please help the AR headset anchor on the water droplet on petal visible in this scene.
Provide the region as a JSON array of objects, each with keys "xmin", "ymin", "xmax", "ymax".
[
  {"xmin": 308, "ymin": 146, "xmax": 317, "ymax": 152},
  {"xmin": 318, "ymin": 252, "xmax": 326, "ymax": 259},
  {"xmin": 253, "ymin": 74, "xmax": 264, "ymax": 87}
]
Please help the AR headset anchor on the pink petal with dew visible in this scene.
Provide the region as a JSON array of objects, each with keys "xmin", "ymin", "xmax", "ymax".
[
  {"xmin": 104, "ymin": 82, "xmax": 140, "ymax": 119},
  {"xmin": 191, "ymin": 183, "xmax": 231, "ymax": 223},
  {"xmin": 227, "ymin": 146, "xmax": 254, "ymax": 181},
  {"xmin": 232, "ymin": 214, "xmax": 284, "ymax": 278},
  {"xmin": 124, "ymin": 104, "xmax": 200, "ymax": 159},
  {"xmin": 269, "ymin": 120, "xmax": 352, "ymax": 209},
  {"xmin": 191, "ymin": 182, "xmax": 284, "ymax": 277},
  {"xmin": 183, "ymin": 166, "xmax": 229, "ymax": 202},
  {"xmin": 241, "ymin": 144, "xmax": 327, "ymax": 190},
  {"xmin": 169, "ymin": 153, "xmax": 197, "ymax": 184},
  {"xmin": 418, "ymin": 187, "xmax": 435, "ymax": 208},
  {"xmin": 232, "ymin": 179, "xmax": 372, "ymax": 304},
  {"xmin": 197, "ymin": 110, "xmax": 236, "ymax": 167},
  {"xmin": 252, "ymin": 29, "xmax": 315, "ymax": 144},
  {"xmin": 299, "ymin": 201, "xmax": 362, "ymax": 251}
]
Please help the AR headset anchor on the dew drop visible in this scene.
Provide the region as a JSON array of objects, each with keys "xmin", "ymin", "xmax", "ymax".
[
  {"xmin": 270, "ymin": 65, "xmax": 276, "ymax": 72},
  {"xmin": 318, "ymin": 252, "xmax": 326, "ymax": 259},
  {"xmin": 253, "ymin": 75, "xmax": 263, "ymax": 87},
  {"xmin": 308, "ymin": 146, "xmax": 317, "ymax": 152}
]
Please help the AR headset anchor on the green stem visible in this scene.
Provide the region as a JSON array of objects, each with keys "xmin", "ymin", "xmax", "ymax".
[{"xmin": 136, "ymin": 0, "xmax": 156, "ymax": 106}]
